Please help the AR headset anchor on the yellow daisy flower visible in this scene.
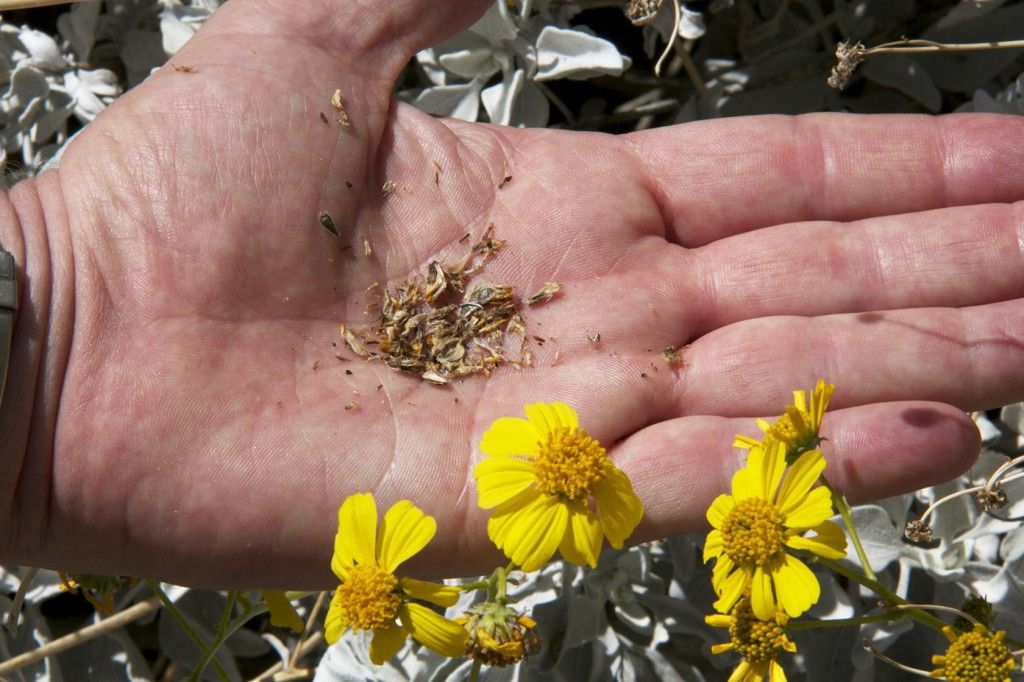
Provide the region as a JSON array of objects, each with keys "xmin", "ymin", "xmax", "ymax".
[
  {"xmin": 706, "ymin": 596, "xmax": 796, "ymax": 682},
  {"xmin": 325, "ymin": 493, "xmax": 467, "ymax": 664},
  {"xmin": 734, "ymin": 380, "xmax": 835, "ymax": 460},
  {"xmin": 930, "ymin": 623, "xmax": 1016, "ymax": 682},
  {"xmin": 704, "ymin": 440, "xmax": 847, "ymax": 620},
  {"xmin": 474, "ymin": 401, "xmax": 643, "ymax": 572}
]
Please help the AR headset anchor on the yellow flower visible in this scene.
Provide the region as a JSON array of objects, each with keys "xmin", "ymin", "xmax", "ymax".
[
  {"xmin": 474, "ymin": 401, "xmax": 643, "ymax": 572},
  {"xmin": 325, "ymin": 493, "xmax": 467, "ymax": 664},
  {"xmin": 930, "ymin": 624, "xmax": 1016, "ymax": 682},
  {"xmin": 734, "ymin": 380, "xmax": 835, "ymax": 460},
  {"xmin": 706, "ymin": 596, "xmax": 796, "ymax": 682},
  {"xmin": 704, "ymin": 440, "xmax": 847, "ymax": 620},
  {"xmin": 455, "ymin": 602, "xmax": 541, "ymax": 667}
]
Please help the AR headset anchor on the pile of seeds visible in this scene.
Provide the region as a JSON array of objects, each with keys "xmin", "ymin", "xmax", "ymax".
[{"xmin": 340, "ymin": 226, "xmax": 559, "ymax": 385}]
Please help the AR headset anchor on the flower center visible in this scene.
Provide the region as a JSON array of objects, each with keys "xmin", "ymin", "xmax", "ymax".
[
  {"xmin": 937, "ymin": 627, "xmax": 1015, "ymax": 682},
  {"xmin": 729, "ymin": 599, "xmax": 791, "ymax": 665},
  {"xmin": 533, "ymin": 426, "xmax": 608, "ymax": 501},
  {"xmin": 721, "ymin": 498, "xmax": 785, "ymax": 565},
  {"xmin": 336, "ymin": 563, "xmax": 401, "ymax": 631}
]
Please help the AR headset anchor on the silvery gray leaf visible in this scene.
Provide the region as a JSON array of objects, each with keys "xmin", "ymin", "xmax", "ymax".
[
  {"xmin": 57, "ymin": 1, "xmax": 101, "ymax": 62},
  {"xmin": 0, "ymin": 592, "xmax": 63, "ymax": 682},
  {"xmin": 15, "ymin": 28, "xmax": 67, "ymax": 71},
  {"xmin": 156, "ymin": 590, "xmax": 241, "ymax": 682},
  {"xmin": 862, "ymin": 54, "xmax": 941, "ymax": 112},
  {"xmin": 160, "ymin": 4, "xmax": 216, "ymax": 55},
  {"xmin": 1000, "ymin": 401, "xmax": 1024, "ymax": 433},
  {"xmin": 410, "ymin": 80, "xmax": 482, "ymax": 121},
  {"xmin": 935, "ymin": 0, "xmax": 1007, "ymax": 30},
  {"xmin": 438, "ymin": 44, "xmax": 500, "ymax": 80},
  {"xmin": 468, "ymin": 1, "xmax": 518, "ymax": 44},
  {"xmin": 64, "ymin": 68, "xmax": 121, "ymax": 122},
  {"xmin": 481, "ymin": 69, "xmax": 549, "ymax": 127},
  {"xmin": 837, "ymin": 506, "xmax": 903, "ymax": 572},
  {"xmin": 534, "ymin": 26, "xmax": 628, "ymax": 81},
  {"xmin": 55, "ymin": 628, "xmax": 154, "ymax": 682}
]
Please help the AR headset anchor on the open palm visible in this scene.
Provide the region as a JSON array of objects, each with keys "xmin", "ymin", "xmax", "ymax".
[{"xmin": 6, "ymin": 0, "xmax": 1023, "ymax": 589}]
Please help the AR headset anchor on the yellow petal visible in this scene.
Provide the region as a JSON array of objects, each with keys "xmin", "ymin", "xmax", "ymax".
[
  {"xmin": 549, "ymin": 402, "xmax": 579, "ymax": 429},
  {"xmin": 401, "ymin": 577, "xmax": 461, "ymax": 608},
  {"xmin": 750, "ymin": 565, "xmax": 776, "ymax": 621},
  {"xmin": 705, "ymin": 614, "xmax": 733, "ymax": 628},
  {"xmin": 770, "ymin": 659, "xmax": 789, "ymax": 682},
  {"xmin": 776, "ymin": 450, "xmax": 826, "ymax": 515},
  {"xmin": 401, "ymin": 602, "xmax": 468, "ymax": 658},
  {"xmin": 791, "ymin": 389, "xmax": 807, "ymax": 414},
  {"xmin": 333, "ymin": 493, "xmax": 378, "ymax": 578},
  {"xmin": 711, "ymin": 552, "xmax": 735, "ymax": 591},
  {"xmin": 729, "ymin": 660, "xmax": 753, "ymax": 682},
  {"xmin": 260, "ymin": 590, "xmax": 303, "ymax": 633},
  {"xmin": 707, "ymin": 494, "xmax": 735, "ymax": 528},
  {"xmin": 523, "ymin": 402, "xmax": 567, "ymax": 437},
  {"xmin": 558, "ymin": 502, "xmax": 603, "ymax": 568},
  {"xmin": 474, "ymin": 456, "xmax": 537, "ymax": 509},
  {"xmin": 785, "ymin": 520, "xmax": 847, "ymax": 559},
  {"xmin": 755, "ymin": 441, "xmax": 787, "ymax": 502},
  {"xmin": 377, "ymin": 500, "xmax": 436, "ymax": 573},
  {"xmin": 710, "ymin": 641, "xmax": 735, "ymax": 655},
  {"xmin": 324, "ymin": 589, "xmax": 349, "ymax": 645},
  {"xmin": 733, "ymin": 434, "xmax": 762, "ymax": 450},
  {"xmin": 487, "ymin": 487, "xmax": 543, "ymax": 546},
  {"xmin": 480, "ymin": 417, "xmax": 542, "ymax": 458},
  {"xmin": 703, "ymin": 529, "xmax": 724, "ymax": 563},
  {"xmin": 369, "ymin": 622, "xmax": 409, "ymax": 664},
  {"xmin": 772, "ymin": 554, "xmax": 819, "ymax": 618},
  {"xmin": 712, "ymin": 564, "xmax": 747, "ymax": 615},
  {"xmin": 810, "ymin": 380, "xmax": 835, "ymax": 427},
  {"xmin": 781, "ymin": 486, "xmax": 834, "ymax": 530},
  {"xmin": 592, "ymin": 466, "xmax": 644, "ymax": 548},
  {"xmin": 489, "ymin": 493, "xmax": 568, "ymax": 572}
]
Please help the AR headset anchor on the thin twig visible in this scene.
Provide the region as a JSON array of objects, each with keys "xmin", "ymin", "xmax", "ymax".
[
  {"xmin": 288, "ymin": 591, "xmax": 327, "ymax": 669},
  {"xmin": 248, "ymin": 632, "xmax": 324, "ymax": 682},
  {"xmin": 0, "ymin": 598, "xmax": 160, "ymax": 676},
  {"xmin": 654, "ymin": 0, "xmax": 681, "ymax": 76},
  {"xmin": 4, "ymin": 567, "xmax": 38, "ymax": 633}
]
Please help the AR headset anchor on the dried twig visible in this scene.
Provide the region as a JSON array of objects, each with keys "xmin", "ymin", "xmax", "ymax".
[
  {"xmin": 0, "ymin": 0, "xmax": 82, "ymax": 9},
  {"xmin": 0, "ymin": 597, "xmax": 160, "ymax": 676}
]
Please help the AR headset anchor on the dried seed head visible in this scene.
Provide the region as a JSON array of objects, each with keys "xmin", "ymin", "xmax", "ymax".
[
  {"xmin": 903, "ymin": 519, "xmax": 934, "ymax": 545},
  {"xmin": 828, "ymin": 41, "xmax": 865, "ymax": 91},
  {"xmin": 527, "ymin": 282, "xmax": 561, "ymax": 306},
  {"xmin": 625, "ymin": 0, "xmax": 664, "ymax": 25},
  {"xmin": 975, "ymin": 485, "xmax": 1008, "ymax": 513}
]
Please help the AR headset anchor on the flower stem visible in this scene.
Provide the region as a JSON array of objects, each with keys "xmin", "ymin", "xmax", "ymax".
[
  {"xmin": 816, "ymin": 558, "xmax": 946, "ymax": 632},
  {"xmin": 788, "ymin": 611, "xmax": 900, "ymax": 631},
  {"xmin": 822, "ymin": 475, "xmax": 876, "ymax": 581},
  {"xmin": 145, "ymin": 581, "xmax": 232, "ymax": 682},
  {"xmin": 468, "ymin": 659, "xmax": 482, "ymax": 682},
  {"xmin": 861, "ymin": 37, "xmax": 1024, "ymax": 57},
  {"xmin": 186, "ymin": 600, "xmax": 269, "ymax": 682}
]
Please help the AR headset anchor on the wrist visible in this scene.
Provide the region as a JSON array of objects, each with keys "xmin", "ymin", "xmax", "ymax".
[{"xmin": 0, "ymin": 172, "xmax": 72, "ymax": 562}]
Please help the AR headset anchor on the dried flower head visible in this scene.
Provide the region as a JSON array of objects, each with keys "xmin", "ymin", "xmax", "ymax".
[
  {"xmin": 953, "ymin": 594, "xmax": 995, "ymax": 633},
  {"xmin": 625, "ymin": 0, "xmax": 665, "ymax": 25},
  {"xmin": 828, "ymin": 41, "xmax": 866, "ymax": 90},
  {"xmin": 455, "ymin": 601, "xmax": 541, "ymax": 667},
  {"xmin": 976, "ymin": 485, "xmax": 1009, "ymax": 514},
  {"xmin": 904, "ymin": 519, "xmax": 935, "ymax": 545}
]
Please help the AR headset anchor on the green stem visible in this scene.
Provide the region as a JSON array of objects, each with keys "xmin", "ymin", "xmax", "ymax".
[
  {"xmin": 821, "ymin": 475, "xmax": 876, "ymax": 581},
  {"xmin": 468, "ymin": 659, "xmax": 482, "ymax": 682},
  {"xmin": 458, "ymin": 580, "xmax": 491, "ymax": 592},
  {"xmin": 186, "ymin": 601, "xmax": 269, "ymax": 682},
  {"xmin": 817, "ymin": 558, "xmax": 946, "ymax": 632},
  {"xmin": 145, "ymin": 581, "xmax": 231, "ymax": 682},
  {"xmin": 788, "ymin": 611, "xmax": 900, "ymax": 631}
]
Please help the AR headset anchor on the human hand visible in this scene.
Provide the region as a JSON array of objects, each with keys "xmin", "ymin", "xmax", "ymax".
[{"xmin": 1, "ymin": 0, "xmax": 1021, "ymax": 589}]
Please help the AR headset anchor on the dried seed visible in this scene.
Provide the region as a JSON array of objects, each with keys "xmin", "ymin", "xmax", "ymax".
[
  {"xmin": 641, "ymin": 372, "xmax": 650, "ymax": 379},
  {"xmin": 319, "ymin": 211, "xmax": 340, "ymax": 237},
  {"xmin": 330, "ymin": 89, "xmax": 351, "ymax": 128},
  {"xmin": 458, "ymin": 232, "xmax": 471, "ymax": 244},
  {"xmin": 527, "ymin": 282, "xmax": 561, "ymax": 306},
  {"xmin": 319, "ymin": 112, "xmax": 329, "ymax": 124},
  {"xmin": 345, "ymin": 369, "xmax": 353, "ymax": 375},
  {"xmin": 363, "ymin": 238, "xmax": 373, "ymax": 257},
  {"xmin": 312, "ymin": 360, "xmax": 320, "ymax": 371},
  {"xmin": 172, "ymin": 63, "xmax": 197, "ymax": 72},
  {"xmin": 498, "ymin": 175, "xmax": 512, "ymax": 188},
  {"xmin": 345, "ymin": 180, "xmax": 353, "ymax": 189},
  {"xmin": 587, "ymin": 332, "xmax": 601, "ymax": 344},
  {"xmin": 662, "ymin": 346, "xmax": 683, "ymax": 366},
  {"xmin": 344, "ymin": 401, "xmax": 358, "ymax": 411},
  {"xmin": 433, "ymin": 160, "xmax": 442, "ymax": 185},
  {"xmin": 381, "ymin": 180, "xmax": 396, "ymax": 196},
  {"xmin": 421, "ymin": 370, "xmax": 449, "ymax": 385}
]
